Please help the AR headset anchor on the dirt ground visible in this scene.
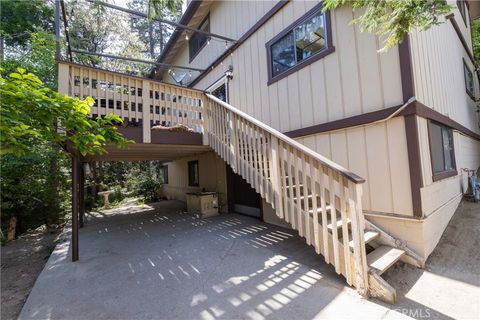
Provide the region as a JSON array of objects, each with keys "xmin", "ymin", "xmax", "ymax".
[
  {"xmin": 1, "ymin": 225, "xmax": 63, "ymax": 320},
  {"xmin": 384, "ymin": 200, "xmax": 480, "ymax": 319}
]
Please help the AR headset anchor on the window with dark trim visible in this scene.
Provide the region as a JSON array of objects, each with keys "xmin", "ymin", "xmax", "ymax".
[
  {"xmin": 160, "ymin": 165, "xmax": 169, "ymax": 184},
  {"xmin": 266, "ymin": 3, "xmax": 333, "ymax": 84},
  {"xmin": 428, "ymin": 121, "xmax": 457, "ymax": 181},
  {"xmin": 463, "ymin": 60, "xmax": 474, "ymax": 99},
  {"xmin": 457, "ymin": 1, "xmax": 468, "ymax": 27},
  {"xmin": 189, "ymin": 15, "xmax": 210, "ymax": 62},
  {"xmin": 188, "ymin": 160, "xmax": 199, "ymax": 187}
]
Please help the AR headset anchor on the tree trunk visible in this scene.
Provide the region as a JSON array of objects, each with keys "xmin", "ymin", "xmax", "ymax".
[{"xmin": 7, "ymin": 216, "xmax": 17, "ymax": 241}]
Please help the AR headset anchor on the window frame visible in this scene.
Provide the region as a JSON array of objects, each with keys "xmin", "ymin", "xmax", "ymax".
[
  {"xmin": 427, "ymin": 121, "xmax": 457, "ymax": 182},
  {"xmin": 189, "ymin": 14, "xmax": 210, "ymax": 63},
  {"xmin": 160, "ymin": 165, "xmax": 169, "ymax": 184},
  {"xmin": 188, "ymin": 160, "xmax": 200, "ymax": 187},
  {"xmin": 463, "ymin": 59, "xmax": 475, "ymax": 100},
  {"xmin": 265, "ymin": 2, "xmax": 334, "ymax": 85},
  {"xmin": 457, "ymin": 1, "xmax": 468, "ymax": 27}
]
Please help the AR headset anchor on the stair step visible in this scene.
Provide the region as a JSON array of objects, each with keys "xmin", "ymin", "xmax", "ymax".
[
  {"xmin": 349, "ymin": 231, "xmax": 378, "ymax": 249},
  {"xmin": 327, "ymin": 218, "xmax": 351, "ymax": 231},
  {"xmin": 367, "ymin": 245, "xmax": 405, "ymax": 275},
  {"xmin": 308, "ymin": 205, "xmax": 332, "ymax": 215}
]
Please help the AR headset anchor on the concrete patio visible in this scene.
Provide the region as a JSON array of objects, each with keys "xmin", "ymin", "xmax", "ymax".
[{"xmin": 18, "ymin": 200, "xmax": 478, "ymax": 319}]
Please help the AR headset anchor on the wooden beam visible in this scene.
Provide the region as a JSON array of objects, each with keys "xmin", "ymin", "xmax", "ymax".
[{"xmin": 71, "ymin": 154, "xmax": 80, "ymax": 262}]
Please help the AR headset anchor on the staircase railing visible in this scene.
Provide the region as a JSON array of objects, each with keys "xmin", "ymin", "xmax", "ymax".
[
  {"xmin": 58, "ymin": 62, "xmax": 369, "ymax": 296},
  {"xmin": 205, "ymin": 93, "xmax": 369, "ymax": 296}
]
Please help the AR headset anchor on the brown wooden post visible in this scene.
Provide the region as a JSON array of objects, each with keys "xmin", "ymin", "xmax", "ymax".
[
  {"xmin": 72, "ymin": 154, "xmax": 80, "ymax": 262},
  {"xmin": 79, "ymin": 163, "xmax": 85, "ymax": 228}
]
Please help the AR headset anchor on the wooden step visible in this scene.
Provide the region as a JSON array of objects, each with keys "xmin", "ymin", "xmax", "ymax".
[
  {"xmin": 348, "ymin": 231, "xmax": 378, "ymax": 249},
  {"xmin": 328, "ymin": 217, "xmax": 351, "ymax": 231},
  {"xmin": 367, "ymin": 245, "xmax": 405, "ymax": 275}
]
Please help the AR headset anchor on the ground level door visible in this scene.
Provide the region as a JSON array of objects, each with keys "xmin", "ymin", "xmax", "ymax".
[{"xmin": 226, "ymin": 166, "xmax": 262, "ymax": 218}]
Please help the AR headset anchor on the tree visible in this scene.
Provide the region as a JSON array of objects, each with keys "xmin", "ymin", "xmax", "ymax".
[
  {"xmin": 128, "ymin": 0, "xmax": 179, "ymax": 58},
  {"xmin": 323, "ymin": 0, "xmax": 453, "ymax": 51},
  {"xmin": 0, "ymin": 68, "xmax": 130, "ymax": 157},
  {"xmin": 0, "ymin": 0, "xmax": 54, "ymax": 47}
]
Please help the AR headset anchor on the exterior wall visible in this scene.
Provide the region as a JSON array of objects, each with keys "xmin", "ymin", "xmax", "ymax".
[
  {"xmin": 165, "ymin": 1, "xmax": 404, "ymax": 132},
  {"xmin": 295, "ymin": 117, "xmax": 413, "ymax": 216},
  {"xmin": 410, "ymin": 14, "xmax": 479, "ymax": 134},
  {"xmin": 162, "ymin": 151, "xmax": 228, "ymax": 212},
  {"xmin": 163, "ymin": 1, "xmax": 278, "ymax": 85}
]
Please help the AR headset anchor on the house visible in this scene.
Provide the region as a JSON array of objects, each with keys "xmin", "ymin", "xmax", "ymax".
[{"xmin": 58, "ymin": 0, "xmax": 480, "ymax": 304}]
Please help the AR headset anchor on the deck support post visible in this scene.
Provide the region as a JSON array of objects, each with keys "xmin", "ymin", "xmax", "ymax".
[
  {"xmin": 71, "ymin": 154, "xmax": 80, "ymax": 262},
  {"xmin": 79, "ymin": 163, "xmax": 85, "ymax": 228}
]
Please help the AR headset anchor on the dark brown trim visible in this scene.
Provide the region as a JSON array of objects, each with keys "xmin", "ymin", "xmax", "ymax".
[
  {"xmin": 400, "ymin": 101, "xmax": 480, "ymax": 141},
  {"xmin": 404, "ymin": 115, "xmax": 423, "ymax": 217},
  {"xmin": 284, "ymin": 104, "xmax": 404, "ymax": 138},
  {"xmin": 189, "ymin": 0, "xmax": 289, "ymax": 88},
  {"xmin": 266, "ymin": 2, "xmax": 334, "ymax": 85},
  {"xmin": 432, "ymin": 169, "xmax": 458, "ymax": 182},
  {"xmin": 71, "ymin": 153, "xmax": 80, "ymax": 261},
  {"xmin": 446, "ymin": 13, "xmax": 476, "ymax": 67},
  {"xmin": 463, "ymin": 58, "xmax": 476, "ymax": 100},
  {"xmin": 151, "ymin": 131, "xmax": 204, "ymax": 145},
  {"xmin": 398, "ymin": 35, "xmax": 415, "ymax": 103}
]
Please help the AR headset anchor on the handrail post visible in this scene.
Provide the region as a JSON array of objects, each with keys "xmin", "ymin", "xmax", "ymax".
[
  {"xmin": 228, "ymin": 111, "xmax": 238, "ymax": 173},
  {"xmin": 349, "ymin": 182, "xmax": 369, "ymax": 296},
  {"xmin": 142, "ymin": 80, "xmax": 151, "ymax": 143},
  {"xmin": 269, "ymin": 138, "xmax": 283, "ymax": 217},
  {"xmin": 202, "ymin": 98, "xmax": 210, "ymax": 145}
]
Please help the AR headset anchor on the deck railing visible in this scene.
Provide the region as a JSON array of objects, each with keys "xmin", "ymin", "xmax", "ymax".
[
  {"xmin": 58, "ymin": 62, "xmax": 369, "ymax": 296},
  {"xmin": 58, "ymin": 62, "xmax": 205, "ymax": 143}
]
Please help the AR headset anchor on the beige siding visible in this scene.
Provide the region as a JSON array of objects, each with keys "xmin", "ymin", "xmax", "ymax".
[
  {"xmin": 410, "ymin": 11, "xmax": 480, "ymax": 134},
  {"xmin": 162, "ymin": 151, "xmax": 228, "ymax": 212},
  {"xmin": 296, "ymin": 117, "xmax": 413, "ymax": 216},
  {"xmin": 166, "ymin": 1, "xmax": 403, "ymax": 133},
  {"xmin": 418, "ymin": 117, "xmax": 480, "ymax": 216},
  {"xmin": 163, "ymin": 1, "xmax": 277, "ymax": 86}
]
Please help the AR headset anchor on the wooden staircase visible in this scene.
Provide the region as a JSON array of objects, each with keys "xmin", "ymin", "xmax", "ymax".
[
  {"xmin": 204, "ymin": 93, "xmax": 421, "ymax": 304},
  {"xmin": 58, "ymin": 62, "xmax": 422, "ymax": 304}
]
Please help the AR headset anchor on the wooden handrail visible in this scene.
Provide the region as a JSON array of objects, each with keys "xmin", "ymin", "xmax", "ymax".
[{"xmin": 205, "ymin": 93, "xmax": 365, "ymax": 184}]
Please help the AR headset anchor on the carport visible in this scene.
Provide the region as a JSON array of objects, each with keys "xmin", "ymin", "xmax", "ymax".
[{"xmin": 17, "ymin": 200, "xmax": 399, "ymax": 320}]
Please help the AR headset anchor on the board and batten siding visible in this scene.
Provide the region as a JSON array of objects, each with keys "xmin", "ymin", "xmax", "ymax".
[
  {"xmin": 409, "ymin": 4, "xmax": 480, "ymax": 217},
  {"xmin": 409, "ymin": 11, "xmax": 479, "ymax": 135},
  {"xmin": 163, "ymin": 1, "xmax": 411, "ymax": 216}
]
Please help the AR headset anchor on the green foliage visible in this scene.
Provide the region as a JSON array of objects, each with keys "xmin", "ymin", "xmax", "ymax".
[
  {"xmin": 0, "ymin": 68, "xmax": 131, "ymax": 156},
  {"xmin": 0, "ymin": 143, "xmax": 70, "ymax": 233},
  {"xmin": 323, "ymin": 0, "xmax": 453, "ymax": 52},
  {"xmin": 0, "ymin": 0, "xmax": 54, "ymax": 47},
  {"xmin": 147, "ymin": 0, "xmax": 183, "ymax": 20},
  {"xmin": 2, "ymin": 32, "xmax": 57, "ymax": 89},
  {"xmin": 472, "ymin": 19, "xmax": 480, "ymax": 65}
]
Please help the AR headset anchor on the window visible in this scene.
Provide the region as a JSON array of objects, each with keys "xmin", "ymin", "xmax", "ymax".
[
  {"xmin": 159, "ymin": 165, "xmax": 168, "ymax": 184},
  {"xmin": 457, "ymin": 1, "xmax": 468, "ymax": 26},
  {"xmin": 189, "ymin": 15, "xmax": 210, "ymax": 62},
  {"xmin": 266, "ymin": 3, "xmax": 333, "ymax": 84},
  {"xmin": 212, "ymin": 83, "xmax": 227, "ymax": 102},
  {"xmin": 428, "ymin": 121, "xmax": 457, "ymax": 181},
  {"xmin": 463, "ymin": 60, "xmax": 474, "ymax": 99},
  {"xmin": 188, "ymin": 160, "xmax": 199, "ymax": 187}
]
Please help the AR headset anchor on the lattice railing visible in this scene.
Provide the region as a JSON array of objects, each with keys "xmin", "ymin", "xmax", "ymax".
[{"xmin": 58, "ymin": 62, "xmax": 205, "ymax": 142}]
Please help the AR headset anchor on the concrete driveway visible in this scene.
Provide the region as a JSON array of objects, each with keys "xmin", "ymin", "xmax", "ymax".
[{"xmin": 18, "ymin": 200, "xmax": 477, "ymax": 319}]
